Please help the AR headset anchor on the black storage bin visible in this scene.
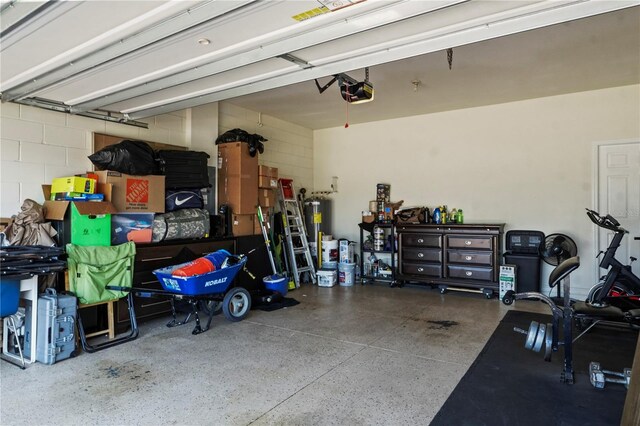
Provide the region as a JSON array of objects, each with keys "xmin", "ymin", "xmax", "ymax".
[
  {"xmin": 157, "ymin": 150, "xmax": 211, "ymax": 189},
  {"xmin": 503, "ymin": 230, "xmax": 544, "ymax": 293}
]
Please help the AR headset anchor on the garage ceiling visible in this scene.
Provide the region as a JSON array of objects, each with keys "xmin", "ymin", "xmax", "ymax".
[{"xmin": 1, "ymin": 1, "xmax": 638, "ymax": 130}]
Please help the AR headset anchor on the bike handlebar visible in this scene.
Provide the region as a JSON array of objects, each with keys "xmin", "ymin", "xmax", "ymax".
[{"xmin": 585, "ymin": 208, "xmax": 627, "ymax": 233}]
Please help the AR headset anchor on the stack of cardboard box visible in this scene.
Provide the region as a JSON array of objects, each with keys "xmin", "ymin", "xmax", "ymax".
[
  {"xmin": 217, "ymin": 142, "xmax": 280, "ymax": 237},
  {"xmin": 43, "ymin": 171, "xmax": 165, "ymax": 246}
]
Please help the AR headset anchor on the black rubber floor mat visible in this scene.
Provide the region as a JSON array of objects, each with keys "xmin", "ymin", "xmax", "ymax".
[
  {"xmin": 431, "ymin": 309, "xmax": 638, "ymax": 426},
  {"xmin": 253, "ymin": 297, "xmax": 300, "ymax": 312}
]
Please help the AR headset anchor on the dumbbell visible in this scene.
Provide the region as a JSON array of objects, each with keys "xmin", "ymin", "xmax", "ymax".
[
  {"xmin": 513, "ymin": 321, "xmax": 553, "ymax": 361},
  {"xmin": 589, "ymin": 362, "xmax": 632, "ymax": 389}
]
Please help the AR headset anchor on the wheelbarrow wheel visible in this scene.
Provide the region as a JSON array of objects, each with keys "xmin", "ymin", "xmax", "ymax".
[
  {"xmin": 223, "ymin": 287, "xmax": 251, "ymax": 322},
  {"xmin": 198, "ymin": 300, "xmax": 223, "ymax": 316}
]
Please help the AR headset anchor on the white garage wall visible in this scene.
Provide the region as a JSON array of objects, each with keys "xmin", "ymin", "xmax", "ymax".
[
  {"xmin": 0, "ymin": 102, "xmax": 198, "ymax": 218},
  {"xmin": 313, "ymin": 84, "xmax": 640, "ymax": 298}
]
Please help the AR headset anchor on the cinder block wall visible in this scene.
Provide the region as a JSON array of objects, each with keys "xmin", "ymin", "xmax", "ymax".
[
  {"xmin": 218, "ymin": 102, "xmax": 314, "ymax": 193},
  {"xmin": 0, "ymin": 102, "xmax": 189, "ymax": 217}
]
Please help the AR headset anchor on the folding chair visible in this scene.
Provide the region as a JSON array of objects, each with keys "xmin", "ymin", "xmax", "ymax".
[{"xmin": 66, "ymin": 242, "xmax": 138, "ymax": 352}]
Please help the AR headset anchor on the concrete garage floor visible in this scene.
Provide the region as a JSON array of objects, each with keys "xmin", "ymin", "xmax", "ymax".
[{"xmin": 0, "ymin": 284, "xmax": 544, "ymax": 425}]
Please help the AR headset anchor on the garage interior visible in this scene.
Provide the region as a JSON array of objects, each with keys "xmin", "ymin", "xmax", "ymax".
[{"xmin": 1, "ymin": 1, "xmax": 639, "ymax": 425}]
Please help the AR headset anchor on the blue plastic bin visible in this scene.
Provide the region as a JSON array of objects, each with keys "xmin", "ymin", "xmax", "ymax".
[{"xmin": 0, "ymin": 279, "xmax": 21, "ymax": 317}]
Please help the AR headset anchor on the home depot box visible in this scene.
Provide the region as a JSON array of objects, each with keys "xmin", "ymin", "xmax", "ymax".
[
  {"xmin": 231, "ymin": 214, "xmax": 254, "ymax": 237},
  {"xmin": 258, "ymin": 189, "xmax": 276, "ymax": 208},
  {"xmin": 218, "ymin": 142, "xmax": 258, "ymax": 214},
  {"xmin": 94, "ymin": 170, "xmax": 165, "ymax": 213},
  {"xmin": 43, "ymin": 184, "xmax": 117, "ymax": 246}
]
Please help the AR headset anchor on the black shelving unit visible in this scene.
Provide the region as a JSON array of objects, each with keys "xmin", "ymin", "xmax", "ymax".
[{"xmin": 359, "ymin": 222, "xmax": 397, "ymax": 286}]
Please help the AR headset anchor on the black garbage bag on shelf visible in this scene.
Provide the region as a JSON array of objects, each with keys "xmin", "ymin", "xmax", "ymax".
[{"xmin": 88, "ymin": 140, "xmax": 158, "ymax": 175}]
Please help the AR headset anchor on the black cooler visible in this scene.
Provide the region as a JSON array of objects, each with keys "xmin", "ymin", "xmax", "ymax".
[{"xmin": 503, "ymin": 230, "xmax": 545, "ymax": 293}]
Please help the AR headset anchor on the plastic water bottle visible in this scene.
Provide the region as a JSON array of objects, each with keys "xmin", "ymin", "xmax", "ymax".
[{"xmin": 433, "ymin": 207, "xmax": 441, "ymax": 224}]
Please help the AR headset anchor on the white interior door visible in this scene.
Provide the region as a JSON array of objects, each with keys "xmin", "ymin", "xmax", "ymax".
[{"xmin": 597, "ymin": 142, "xmax": 640, "ymax": 277}]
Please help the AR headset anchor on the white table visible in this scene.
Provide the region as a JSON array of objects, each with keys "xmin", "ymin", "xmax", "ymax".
[{"xmin": 2, "ymin": 276, "xmax": 38, "ymax": 364}]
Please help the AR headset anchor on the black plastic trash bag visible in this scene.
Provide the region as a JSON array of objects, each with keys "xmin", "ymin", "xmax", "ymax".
[
  {"xmin": 88, "ymin": 140, "xmax": 158, "ymax": 175},
  {"xmin": 215, "ymin": 128, "xmax": 267, "ymax": 157}
]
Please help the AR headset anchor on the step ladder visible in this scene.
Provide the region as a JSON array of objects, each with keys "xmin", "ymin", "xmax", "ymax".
[{"xmin": 278, "ymin": 178, "xmax": 316, "ymax": 287}]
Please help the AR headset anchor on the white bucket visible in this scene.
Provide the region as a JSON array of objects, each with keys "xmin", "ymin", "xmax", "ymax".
[
  {"xmin": 338, "ymin": 262, "xmax": 356, "ymax": 286},
  {"xmin": 322, "ymin": 261, "xmax": 338, "ymax": 270},
  {"xmin": 317, "ymin": 269, "xmax": 337, "ymax": 287},
  {"xmin": 322, "ymin": 239, "xmax": 338, "ymax": 262}
]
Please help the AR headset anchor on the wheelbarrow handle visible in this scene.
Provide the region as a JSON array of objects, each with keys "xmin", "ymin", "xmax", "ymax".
[{"xmin": 106, "ymin": 285, "xmax": 131, "ymax": 292}]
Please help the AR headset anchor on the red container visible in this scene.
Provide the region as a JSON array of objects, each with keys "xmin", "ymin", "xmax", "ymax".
[{"xmin": 172, "ymin": 257, "xmax": 216, "ymax": 277}]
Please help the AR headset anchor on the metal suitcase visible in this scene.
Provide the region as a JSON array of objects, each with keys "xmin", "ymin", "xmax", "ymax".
[{"xmin": 35, "ymin": 288, "xmax": 77, "ymax": 364}]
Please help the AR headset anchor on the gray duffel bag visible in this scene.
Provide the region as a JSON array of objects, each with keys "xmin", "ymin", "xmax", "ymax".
[{"xmin": 152, "ymin": 208, "xmax": 210, "ymax": 242}]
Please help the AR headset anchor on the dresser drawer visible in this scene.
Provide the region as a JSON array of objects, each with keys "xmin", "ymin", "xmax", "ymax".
[
  {"xmin": 447, "ymin": 265, "xmax": 493, "ymax": 281},
  {"xmin": 402, "ymin": 262, "xmax": 442, "ymax": 278},
  {"xmin": 402, "ymin": 234, "xmax": 442, "ymax": 248},
  {"xmin": 447, "ymin": 235, "xmax": 493, "ymax": 250},
  {"xmin": 447, "ymin": 250, "xmax": 493, "ymax": 266},
  {"xmin": 402, "ymin": 248, "xmax": 441, "ymax": 262}
]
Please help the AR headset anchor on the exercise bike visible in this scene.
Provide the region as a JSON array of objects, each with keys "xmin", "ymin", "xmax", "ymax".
[
  {"xmin": 502, "ymin": 209, "xmax": 640, "ymax": 383},
  {"xmin": 584, "ymin": 208, "xmax": 640, "ymax": 311}
]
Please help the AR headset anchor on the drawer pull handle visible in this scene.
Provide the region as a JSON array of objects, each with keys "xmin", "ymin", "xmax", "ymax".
[
  {"xmin": 418, "ymin": 267, "xmax": 424, "ymax": 272},
  {"xmin": 417, "ymin": 238, "xmax": 424, "ymax": 243},
  {"xmin": 418, "ymin": 253, "xmax": 424, "ymax": 258},
  {"xmin": 465, "ymin": 240, "xmax": 472, "ymax": 246},
  {"xmin": 465, "ymin": 255, "xmax": 473, "ymax": 261},
  {"xmin": 465, "ymin": 271, "xmax": 473, "ymax": 276}
]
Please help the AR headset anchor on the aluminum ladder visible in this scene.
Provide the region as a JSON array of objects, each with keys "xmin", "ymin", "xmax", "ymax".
[{"xmin": 277, "ymin": 178, "xmax": 316, "ymax": 287}]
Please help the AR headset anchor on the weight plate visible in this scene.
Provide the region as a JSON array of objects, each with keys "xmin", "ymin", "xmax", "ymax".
[
  {"xmin": 544, "ymin": 323, "xmax": 553, "ymax": 361},
  {"xmin": 525, "ymin": 321, "xmax": 539, "ymax": 350},
  {"xmin": 533, "ymin": 323, "xmax": 546, "ymax": 353}
]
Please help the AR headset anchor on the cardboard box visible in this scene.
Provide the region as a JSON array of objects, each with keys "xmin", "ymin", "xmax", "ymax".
[
  {"xmin": 258, "ymin": 175, "xmax": 278, "ymax": 189},
  {"xmin": 43, "ymin": 184, "xmax": 117, "ymax": 246},
  {"xmin": 218, "ymin": 142, "xmax": 258, "ymax": 214},
  {"xmin": 231, "ymin": 214, "xmax": 254, "ymax": 237},
  {"xmin": 258, "ymin": 189, "xmax": 276, "ymax": 208},
  {"xmin": 51, "ymin": 176, "xmax": 96, "ymax": 194},
  {"xmin": 259, "ymin": 165, "xmax": 271, "ymax": 177},
  {"xmin": 253, "ymin": 213, "xmax": 263, "ymax": 235},
  {"xmin": 362, "ymin": 211, "xmax": 375, "ymax": 223},
  {"xmin": 339, "ymin": 239, "xmax": 355, "ymax": 263},
  {"xmin": 111, "ymin": 213, "xmax": 154, "ymax": 245},
  {"xmin": 499, "ymin": 264, "xmax": 517, "ymax": 299},
  {"xmin": 258, "ymin": 165, "xmax": 279, "ymax": 180},
  {"xmin": 94, "ymin": 170, "xmax": 165, "ymax": 213}
]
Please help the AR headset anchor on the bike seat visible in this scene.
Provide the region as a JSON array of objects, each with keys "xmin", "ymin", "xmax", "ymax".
[{"xmin": 548, "ymin": 256, "xmax": 580, "ymax": 288}]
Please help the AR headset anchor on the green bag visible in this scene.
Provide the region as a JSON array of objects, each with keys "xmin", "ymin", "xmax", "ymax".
[{"xmin": 66, "ymin": 242, "xmax": 136, "ymax": 305}]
